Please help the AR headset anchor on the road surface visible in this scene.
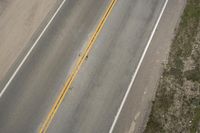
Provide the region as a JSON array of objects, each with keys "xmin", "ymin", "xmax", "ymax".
[{"xmin": 0, "ymin": 0, "xmax": 166, "ymax": 132}]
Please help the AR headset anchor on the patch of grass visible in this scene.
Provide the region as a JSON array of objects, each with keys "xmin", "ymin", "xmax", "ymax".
[
  {"xmin": 190, "ymin": 108, "xmax": 200, "ymax": 133},
  {"xmin": 184, "ymin": 68, "xmax": 200, "ymax": 82},
  {"xmin": 156, "ymin": 84, "xmax": 175, "ymax": 111},
  {"xmin": 145, "ymin": 113, "xmax": 164, "ymax": 133},
  {"xmin": 145, "ymin": 0, "xmax": 200, "ymax": 132}
]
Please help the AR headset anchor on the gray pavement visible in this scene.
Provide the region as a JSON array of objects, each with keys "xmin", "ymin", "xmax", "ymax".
[
  {"xmin": 0, "ymin": 0, "xmax": 173, "ymax": 133},
  {"xmin": 113, "ymin": 0, "xmax": 186, "ymax": 133},
  {"xmin": 47, "ymin": 0, "xmax": 165, "ymax": 133},
  {"xmin": 0, "ymin": 0, "xmax": 109, "ymax": 132}
]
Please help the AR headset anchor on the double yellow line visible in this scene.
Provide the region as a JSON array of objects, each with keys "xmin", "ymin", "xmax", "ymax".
[{"xmin": 39, "ymin": 0, "xmax": 117, "ymax": 132}]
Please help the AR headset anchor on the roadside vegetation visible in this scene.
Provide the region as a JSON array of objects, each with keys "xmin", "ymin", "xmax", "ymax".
[{"xmin": 144, "ymin": 0, "xmax": 200, "ymax": 132}]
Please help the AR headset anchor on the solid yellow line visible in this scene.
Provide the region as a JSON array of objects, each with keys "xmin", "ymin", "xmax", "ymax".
[{"xmin": 39, "ymin": 0, "xmax": 117, "ymax": 132}]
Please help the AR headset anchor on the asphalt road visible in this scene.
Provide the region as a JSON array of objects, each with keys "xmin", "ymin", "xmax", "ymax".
[
  {"xmin": 112, "ymin": 0, "xmax": 185, "ymax": 132},
  {"xmin": 0, "ymin": 0, "xmax": 165, "ymax": 133},
  {"xmin": 0, "ymin": 0, "xmax": 110, "ymax": 132},
  {"xmin": 47, "ymin": 0, "xmax": 165, "ymax": 133}
]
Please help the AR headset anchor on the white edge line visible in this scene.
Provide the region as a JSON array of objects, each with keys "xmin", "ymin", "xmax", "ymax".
[
  {"xmin": 109, "ymin": 0, "xmax": 168, "ymax": 132},
  {"xmin": 0, "ymin": 0, "xmax": 67, "ymax": 98}
]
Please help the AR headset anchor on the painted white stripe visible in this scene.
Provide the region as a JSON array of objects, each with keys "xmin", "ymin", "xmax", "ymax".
[
  {"xmin": 0, "ymin": 0, "xmax": 67, "ymax": 98},
  {"xmin": 109, "ymin": 0, "xmax": 168, "ymax": 132}
]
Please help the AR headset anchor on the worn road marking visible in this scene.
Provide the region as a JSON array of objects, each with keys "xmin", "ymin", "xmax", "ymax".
[
  {"xmin": 128, "ymin": 112, "xmax": 141, "ymax": 133},
  {"xmin": 39, "ymin": 0, "xmax": 117, "ymax": 132},
  {"xmin": 129, "ymin": 120, "xmax": 136, "ymax": 133},
  {"xmin": 109, "ymin": 0, "xmax": 168, "ymax": 132}
]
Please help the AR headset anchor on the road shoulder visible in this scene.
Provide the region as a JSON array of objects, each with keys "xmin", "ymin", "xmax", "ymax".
[
  {"xmin": 0, "ymin": 0, "xmax": 60, "ymax": 83},
  {"xmin": 113, "ymin": 0, "xmax": 186, "ymax": 132}
]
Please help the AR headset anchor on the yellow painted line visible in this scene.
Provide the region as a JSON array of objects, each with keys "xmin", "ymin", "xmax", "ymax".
[{"xmin": 39, "ymin": 0, "xmax": 117, "ymax": 132}]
